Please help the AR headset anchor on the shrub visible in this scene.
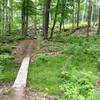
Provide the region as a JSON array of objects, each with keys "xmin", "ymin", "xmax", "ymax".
[
  {"xmin": 60, "ymin": 69, "xmax": 97, "ymax": 100},
  {"xmin": 0, "ymin": 44, "xmax": 15, "ymax": 54},
  {"xmin": 0, "ymin": 34, "xmax": 24, "ymax": 43},
  {"xmin": 0, "ymin": 53, "xmax": 13, "ymax": 65}
]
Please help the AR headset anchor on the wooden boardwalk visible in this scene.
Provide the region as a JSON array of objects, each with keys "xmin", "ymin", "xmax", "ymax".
[
  {"xmin": 12, "ymin": 40, "xmax": 36, "ymax": 100},
  {"xmin": 13, "ymin": 56, "xmax": 30, "ymax": 89}
]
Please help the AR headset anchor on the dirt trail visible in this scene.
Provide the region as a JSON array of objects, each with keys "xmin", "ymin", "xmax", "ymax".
[
  {"xmin": 12, "ymin": 39, "xmax": 38, "ymax": 64},
  {"xmin": 0, "ymin": 39, "xmax": 38, "ymax": 100},
  {"xmin": 12, "ymin": 39, "xmax": 38, "ymax": 100},
  {"xmin": 0, "ymin": 39, "xmax": 55, "ymax": 100}
]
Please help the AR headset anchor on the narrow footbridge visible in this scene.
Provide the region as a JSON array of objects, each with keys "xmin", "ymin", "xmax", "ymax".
[{"xmin": 12, "ymin": 40, "xmax": 37, "ymax": 100}]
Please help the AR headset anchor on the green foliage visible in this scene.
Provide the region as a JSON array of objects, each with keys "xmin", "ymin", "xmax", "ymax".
[
  {"xmin": 0, "ymin": 61, "xmax": 18, "ymax": 82},
  {"xmin": 57, "ymin": 35, "xmax": 100, "ymax": 100},
  {"xmin": 28, "ymin": 54, "xmax": 66, "ymax": 94},
  {"xmin": 53, "ymin": 34, "xmax": 68, "ymax": 43},
  {"xmin": 93, "ymin": 90, "xmax": 100, "ymax": 100},
  {"xmin": 0, "ymin": 53, "xmax": 18, "ymax": 82},
  {"xmin": 62, "ymin": 36, "xmax": 100, "ymax": 71},
  {"xmin": 0, "ymin": 37, "xmax": 19, "ymax": 83},
  {"xmin": 0, "ymin": 34, "xmax": 24, "ymax": 43},
  {"xmin": 97, "ymin": 59, "xmax": 100, "ymax": 71},
  {"xmin": 28, "ymin": 35, "xmax": 100, "ymax": 99},
  {"xmin": 0, "ymin": 44, "xmax": 15, "ymax": 54},
  {"xmin": 60, "ymin": 69, "xmax": 97, "ymax": 100},
  {"xmin": 0, "ymin": 53, "xmax": 12, "ymax": 61},
  {"xmin": 0, "ymin": 53, "xmax": 12, "ymax": 64}
]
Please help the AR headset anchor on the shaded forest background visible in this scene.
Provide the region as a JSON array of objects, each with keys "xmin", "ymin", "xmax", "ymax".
[{"xmin": 0, "ymin": 0, "xmax": 100, "ymax": 38}]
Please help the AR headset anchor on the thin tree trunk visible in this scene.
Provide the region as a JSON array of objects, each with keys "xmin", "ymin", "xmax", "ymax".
[
  {"xmin": 10, "ymin": 0, "xmax": 13, "ymax": 31},
  {"xmin": 97, "ymin": 7, "xmax": 100, "ymax": 35},
  {"xmin": 72, "ymin": 0, "xmax": 75, "ymax": 28},
  {"xmin": 22, "ymin": 0, "xmax": 26, "ymax": 36},
  {"xmin": 3, "ymin": 0, "xmax": 6, "ymax": 34},
  {"xmin": 6, "ymin": 0, "xmax": 9, "ymax": 34},
  {"xmin": 25, "ymin": 0, "xmax": 28, "ymax": 35},
  {"xmin": 87, "ymin": 0, "xmax": 92, "ymax": 36},
  {"xmin": 43, "ymin": 0, "xmax": 51, "ymax": 39},
  {"xmin": 77, "ymin": 0, "xmax": 80, "ymax": 28},
  {"xmin": 34, "ymin": 0, "xmax": 37, "ymax": 35},
  {"xmin": 59, "ymin": 0, "xmax": 65, "ymax": 32},
  {"xmin": 22, "ymin": 0, "xmax": 28, "ymax": 36},
  {"xmin": 0, "ymin": 2, "xmax": 2, "ymax": 34},
  {"xmin": 82, "ymin": 0, "xmax": 87, "ymax": 22},
  {"xmin": 8, "ymin": 0, "xmax": 11, "ymax": 34},
  {"xmin": 50, "ymin": 0, "xmax": 59, "ymax": 39}
]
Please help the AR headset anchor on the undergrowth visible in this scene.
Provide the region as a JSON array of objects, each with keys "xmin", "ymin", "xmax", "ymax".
[
  {"xmin": 28, "ymin": 54, "xmax": 66, "ymax": 94},
  {"xmin": 0, "ymin": 34, "xmax": 21, "ymax": 83},
  {"xmin": 0, "ymin": 34, "xmax": 24, "ymax": 43},
  {"xmin": 28, "ymin": 35, "xmax": 100, "ymax": 100}
]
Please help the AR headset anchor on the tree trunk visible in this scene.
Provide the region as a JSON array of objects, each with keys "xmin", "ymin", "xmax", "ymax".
[
  {"xmin": 0, "ymin": 1, "xmax": 2, "ymax": 34},
  {"xmin": 72, "ymin": 0, "xmax": 75, "ymax": 28},
  {"xmin": 50, "ymin": 0, "xmax": 59, "ymax": 39},
  {"xmin": 3, "ymin": 0, "xmax": 6, "ymax": 34},
  {"xmin": 43, "ymin": 0, "xmax": 51, "ymax": 39},
  {"xmin": 59, "ymin": 0, "xmax": 65, "ymax": 32},
  {"xmin": 7, "ymin": 0, "xmax": 11, "ymax": 34},
  {"xmin": 22, "ymin": 0, "xmax": 26, "ymax": 36},
  {"xmin": 6, "ymin": 0, "xmax": 9, "ymax": 34},
  {"xmin": 25, "ymin": 0, "xmax": 28, "ymax": 34},
  {"xmin": 77, "ymin": 0, "xmax": 80, "ymax": 28},
  {"xmin": 87, "ymin": 0, "xmax": 92, "ymax": 36},
  {"xmin": 22, "ymin": 0, "xmax": 28, "ymax": 36},
  {"xmin": 34, "ymin": 0, "xmax": 37, "ymax": 35},
  {"xmin": 97, "ymin": 7, "xmax": 100, "ymax": 35}
]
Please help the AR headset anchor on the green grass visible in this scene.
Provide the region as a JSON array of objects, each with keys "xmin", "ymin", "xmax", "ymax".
[
  {"xmin": 28, "ymin": 54, "xmax": 66, "ymax": 94},
  {"xmin": 28, "ymin": 35, "xmax": 100, "ymax": 98},
  {"xmin": 0, "ymin": 34, "xmax": 21, "ymax": 83},
  {"xmin": 49, "ymin": 22, "xmax": 90, "ymax": 29},
  {"xmin": 63, "ymin": 22, "xmax": 94, "ymax": 29},
  {"xmin": 0, "ymin": 52, "xmax": 19, "ymax": 83},
  {"xmin": 0, "ymin": 34, "xmax": 24, "ymax": 43},
  {"xmin": 0, "ymin": 33, "xmax": 100, "ymax": 99},
  {"xmin": 0, "ymin": 60, "xmax": 19, "ymax": 83}
]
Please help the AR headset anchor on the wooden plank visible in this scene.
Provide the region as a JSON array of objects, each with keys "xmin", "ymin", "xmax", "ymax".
[
  {"xmin": 11, "ymin": 40, "xmax": 36, "ymax": 100},
  {"xmin": 13, "ymin": 56, "xmax": 30, "ymax": 88}
]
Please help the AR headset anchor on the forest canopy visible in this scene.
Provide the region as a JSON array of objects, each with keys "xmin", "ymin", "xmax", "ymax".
[{"xmin": 0, "ymin": 0, "xmax": 100, "ymax": 38}]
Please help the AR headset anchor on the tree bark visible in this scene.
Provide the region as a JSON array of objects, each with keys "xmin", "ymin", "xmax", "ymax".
[
  {"xmin": 22, "ymin": 0, "xmax": 26, "ymax": 35},
  {"xmin": 72, "ymin": 0, "xmax": 75, "ymax": 28},
  {"xmin": 50, "ymin": 0, "xmax": 59, "ymax": 39},
  {"xmin": 59, "ymin": 0, "xmax": 65, "ymax": 32},
  {"xmin": 43, "ymin": 0, "xmax": 51, "ymax": 39},
  {"xmin": 26, "ymin": 0, "xmax": 28, "ymax": 34},
  {"xmin": 97, "ymin": 7, "xmax": 100, "ymax": 35},
  {"xmin": 22, "ymin": 0, "xmax": 28, "ymax": 36},
  {"xmin": 87, "ymin": 0, "xmax": 92, "ymax": 36},
  {"xmin": 0, "ymin": 1, "xmax": 2, "ymax": 34},
  {"xmin": 77, "ymin": 0, "xmax": 80, "ymax": 28}
]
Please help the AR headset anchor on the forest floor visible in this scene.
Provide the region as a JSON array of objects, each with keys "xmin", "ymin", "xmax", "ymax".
[
  {"xmin": 0, "ymin": 39, "xmax": 55, "ymax": 100},
  {"xmin": 27, "ymin": 33, "xmax": 100, "ymax": 99},
  {"xmin": 0, "ymin": 30, "xmax": 100, "ymax": 100}
]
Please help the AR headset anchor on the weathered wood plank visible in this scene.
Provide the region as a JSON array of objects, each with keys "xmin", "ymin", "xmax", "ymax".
[
  {"xmin": 12, "ymin": 40, "xmax": 35, "ymax": 100},
  {"xmin": 13, "ymin": 56, "xmax": 30, "ymax": 88}
]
